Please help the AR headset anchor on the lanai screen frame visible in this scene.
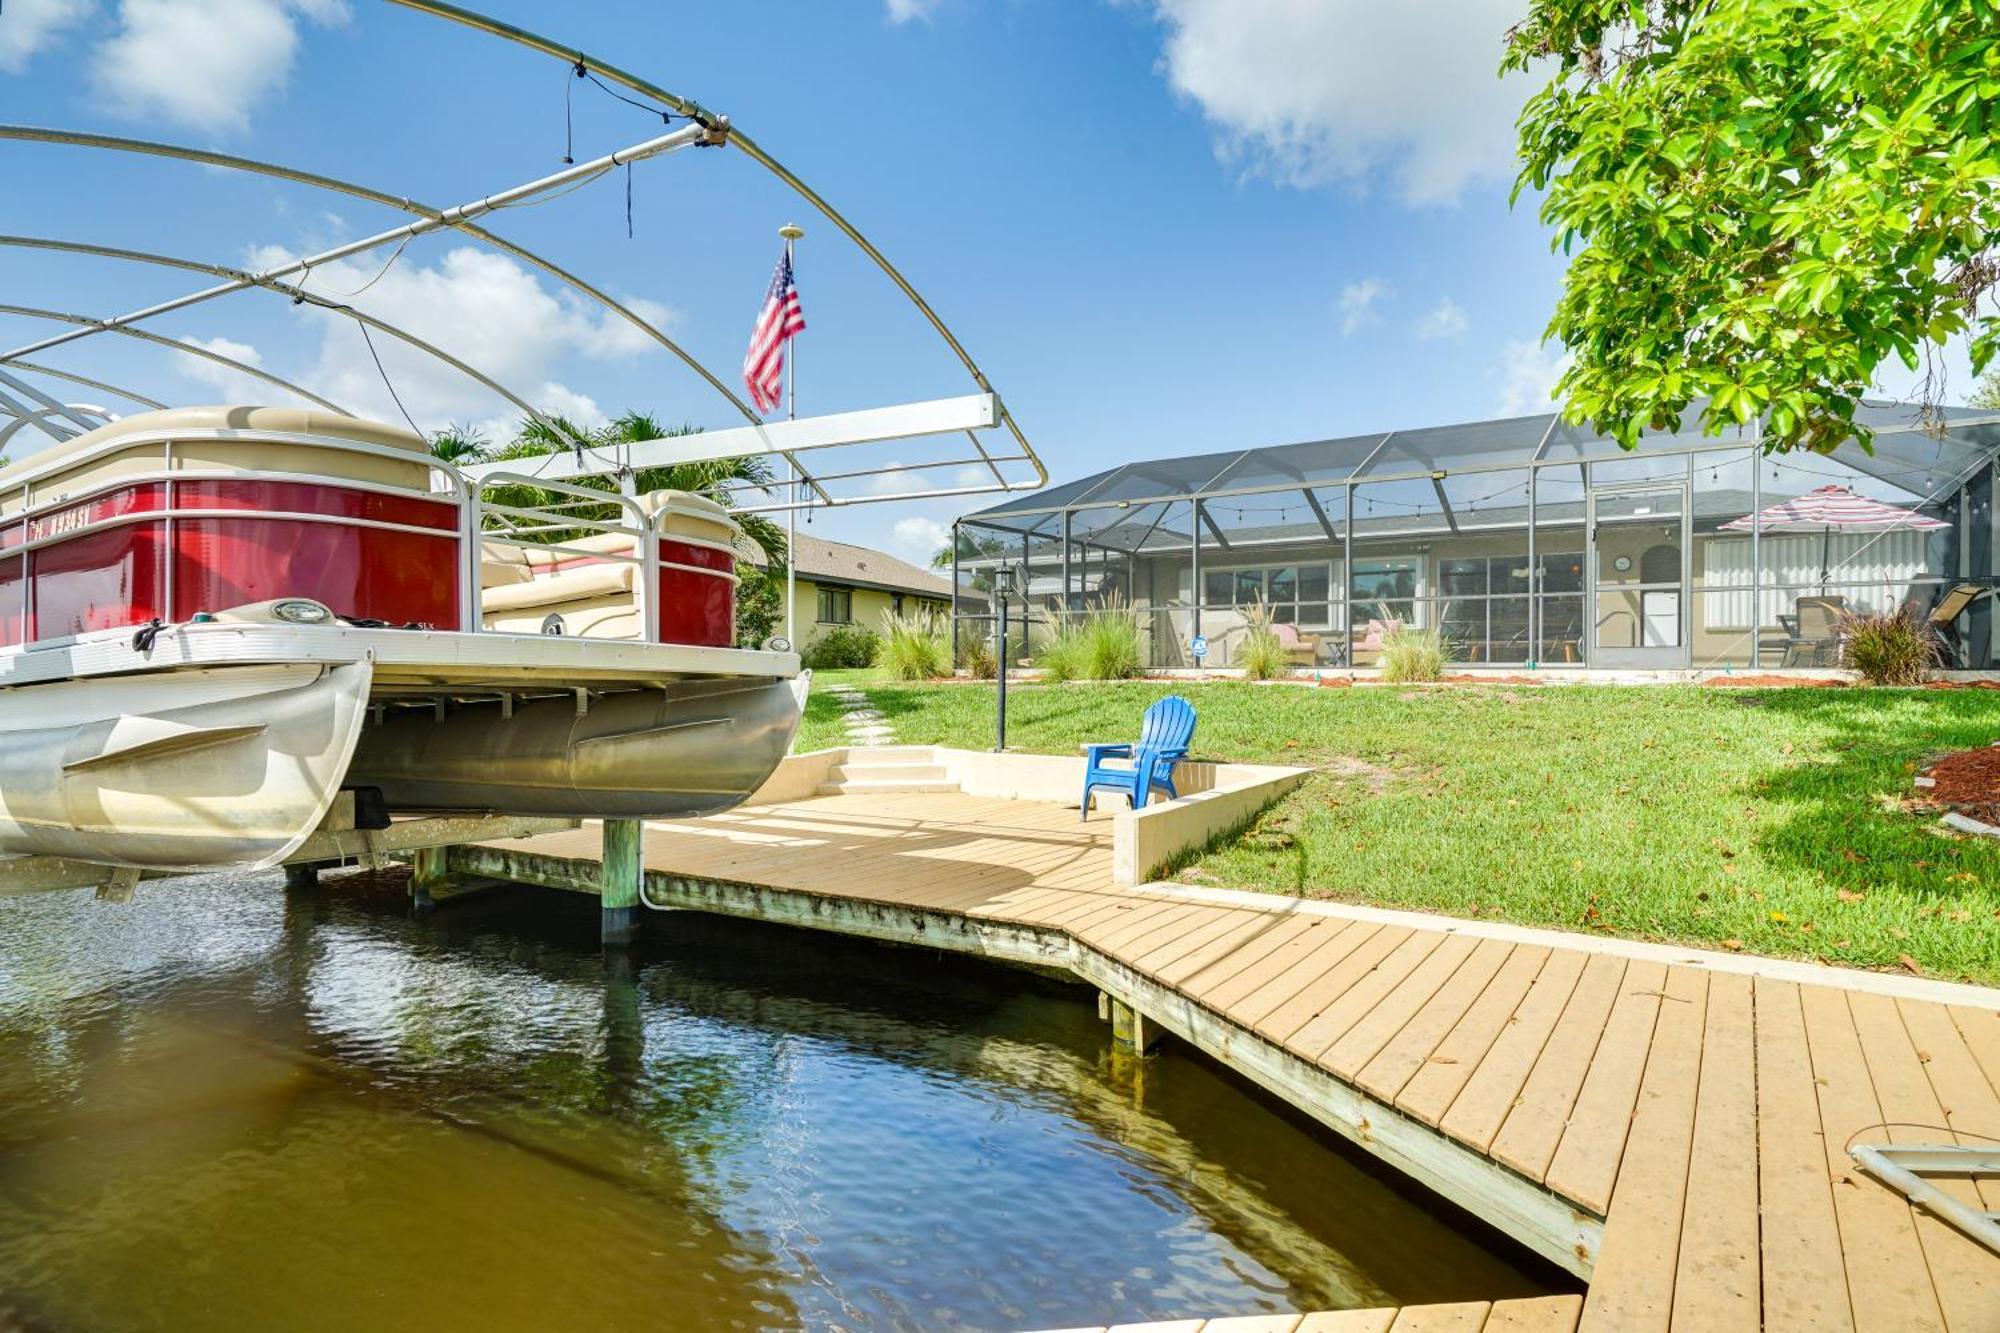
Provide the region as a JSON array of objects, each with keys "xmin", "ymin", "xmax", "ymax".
[{"xmin": 953, "ymin": 403, "xmax": 2000, "ymax": 671}]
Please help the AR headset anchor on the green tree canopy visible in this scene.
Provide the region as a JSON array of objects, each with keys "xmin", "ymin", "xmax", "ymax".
[{"xmin": 1507, "ymin": 0, "xmax": 2000, "ymax": 451}]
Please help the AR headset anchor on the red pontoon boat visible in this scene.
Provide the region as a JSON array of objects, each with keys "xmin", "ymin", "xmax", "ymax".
[{"xmin": 0, "ymin": 405, "xmax": 806, "ymax": 872}]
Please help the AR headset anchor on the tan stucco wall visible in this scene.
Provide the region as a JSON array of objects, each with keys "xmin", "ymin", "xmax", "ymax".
[{"xmin": 786, "ymin": 577, "xmax": 949, "ymax": 648}]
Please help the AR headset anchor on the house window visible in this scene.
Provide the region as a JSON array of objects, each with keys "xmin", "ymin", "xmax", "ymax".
[
  {"xmin": 892, "ymin": 593, "xmax": 905, "ymax": 614},
  {"xmin": 1198, "ymin": 561, "xmax": 1337, "ymax": 629},
  {"xmin": 817, "ymin": 586, "xmax": 852, "ymax": 624}
]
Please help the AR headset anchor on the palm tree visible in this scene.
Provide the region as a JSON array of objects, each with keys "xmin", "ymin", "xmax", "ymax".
[{"xmin": 426, "ymin": 423, "xmax": 491, "ymax": 465}]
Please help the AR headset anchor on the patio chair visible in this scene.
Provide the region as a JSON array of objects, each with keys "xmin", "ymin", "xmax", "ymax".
[
  {"xmin": 1781, "ymin": 595, "xmax": 1846, "ymax": 666},
  {"xmin": 1349, "ymin": 618, "xmax": 1402, "ymax": 668},
  {"xmin": 1922, "ymin": 583, "xmax": 1984, "ymax": 668},
  {"xmin": 1270, "ymin": 622, "xmax": 1321, "ymax": 667},
  {"xmin": 1080, "ymin": 695, "xmax": 1196, "ymax": 821}
]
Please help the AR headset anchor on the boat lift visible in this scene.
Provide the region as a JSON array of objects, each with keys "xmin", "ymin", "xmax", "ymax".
[{"xmin": 0, "ymin": 2, "xmax": 1047, "ymax": 905}]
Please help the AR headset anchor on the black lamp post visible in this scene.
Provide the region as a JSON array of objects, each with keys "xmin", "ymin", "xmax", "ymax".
[{"xmin": 992, "ymin": 564, "xmax": 1017, "ymax": 752}]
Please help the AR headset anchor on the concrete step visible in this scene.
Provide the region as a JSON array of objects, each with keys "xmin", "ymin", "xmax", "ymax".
[
  {"xmin": 828, "ymin": 762, "xmax": 950, "ymax": 783},
  {"xmin": 838, "ymin": 746, "xmax": 935, "ymax": 763},
  {"xmin": 817, "ymin": 778, "xmax": 961, "ymax": 796}
]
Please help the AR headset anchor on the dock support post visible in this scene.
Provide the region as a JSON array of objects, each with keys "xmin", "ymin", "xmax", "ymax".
[
  {"xmin": 1107, "ymin": 995, "xmax": 1161, "ymax": 1055},
  {"xmin": 283, "ymin": 861, "xmax": 319, "ymax": 892},
  {"xmin": 600, "ymin": 818, "xmax": 643, "ymax": 946},
  {"xmin": 410, "ymin": 846, "xmax": 446, "ymax": 911}
]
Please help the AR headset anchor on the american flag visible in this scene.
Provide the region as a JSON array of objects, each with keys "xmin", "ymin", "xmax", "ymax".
[{"xmin": 742, "ymin": 250, "xmax": 806, "ymax": 415}]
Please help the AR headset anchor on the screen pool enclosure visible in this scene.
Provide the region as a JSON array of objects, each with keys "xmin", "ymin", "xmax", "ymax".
[{"xmin": 953, "ymin": 402, "xmax": 2000, "ymax": 672}]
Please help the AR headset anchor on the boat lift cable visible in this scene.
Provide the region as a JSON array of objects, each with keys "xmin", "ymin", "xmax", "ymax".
[
  {"xmin": 378, "ymin": 0, "xmax": 1046, "ymax": 497},
  {"xmin": 0, "ymin": 125, "xmax": 834, "ymax": 504},
  {"xmin": 0, "ymin": 302, "xmax": 352, "ymax": 415},
  {"xmin": 0, "ymin": 236, "xmax": 588, "ymax": 449}
]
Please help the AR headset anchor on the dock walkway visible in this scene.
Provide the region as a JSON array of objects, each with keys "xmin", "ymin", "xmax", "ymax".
[{"xmin": 463, "ymin": 791, "xmax": 2000, "ymax": 1331}]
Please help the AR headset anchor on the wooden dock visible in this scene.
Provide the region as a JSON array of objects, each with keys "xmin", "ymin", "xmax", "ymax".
[{"xmin": 457, "ymin": 790, "xmax": 2000, "ymax": 1331}]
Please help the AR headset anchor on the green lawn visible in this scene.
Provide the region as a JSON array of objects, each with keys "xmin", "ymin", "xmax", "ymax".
[{"xmin": 795, "ymin": 673, "xmax": 2000, "ymax": 984}]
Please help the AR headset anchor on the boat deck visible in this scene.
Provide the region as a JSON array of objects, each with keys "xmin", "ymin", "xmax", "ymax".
[{"xmin": 466, "ymin": 791, "xmax": 2000, "ymax": 1331}]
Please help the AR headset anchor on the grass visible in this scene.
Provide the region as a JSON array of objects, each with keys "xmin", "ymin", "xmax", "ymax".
[{"xmin": 792, "ymin": 675, "xmax": 2000, "ymax": 983}]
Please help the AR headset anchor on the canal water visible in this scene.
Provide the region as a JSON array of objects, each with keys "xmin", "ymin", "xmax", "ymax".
[{"xmin": 0, "ymin": 873, "xmax": 1566, "ymax": 1332}]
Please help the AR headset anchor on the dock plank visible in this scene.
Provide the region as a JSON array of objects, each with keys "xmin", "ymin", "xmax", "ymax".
[
  {"xmin": 1356, "ymin": 937, "xmax": 1516, "ymax": 1104},
  {"xmin": 1394, "ymin": 944, "xmax": 1552, "ymax": 1127},
  {"xmin": 1669, "ymin": 970, "xmax": 1759, "ymax": 1332},
  {"xmin": 1846, "ymin": 990, "xmax": 2000, "ymax": 1331},
  {"xmin": 1751, "ymin": 977, "xmax": 1855, "ymax": 1333},
  {"xmin": 1796, "ymin": 983, "xmax": 1945, "ymax": 1333},
  {"xmin": 1538, "ymin": 959, "xmax": 1666, "ymax": 1210},
  {"xmin": 1483, "ymin": 953, "xmax": 1626, "ymax": 1178},
  {"xmin": 1577, "ymin": 965, "xmax": 1706, "ymax": 1332},
  {"xmin": 1483, "ymin": 1295, "xmax": 1582, "ymax": 1332}
]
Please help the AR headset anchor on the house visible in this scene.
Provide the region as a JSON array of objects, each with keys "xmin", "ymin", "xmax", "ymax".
[
  {"xmin": 744, "ymin": 531, "xmax": 953, "ymax": 649},
  {"xmin": 953, "ymin": 400, "xmax": 2000, "ymax": 671}
]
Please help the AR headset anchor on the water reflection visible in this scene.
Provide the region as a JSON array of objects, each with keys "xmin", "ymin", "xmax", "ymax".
[{"xmin": 0, "ymin": 873, "xmax": 1564, "ymax": 1331}]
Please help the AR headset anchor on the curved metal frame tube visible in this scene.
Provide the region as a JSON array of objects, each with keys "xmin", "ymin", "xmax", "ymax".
[
  {"xmin": 12, "ymin": 360, "xmax": 165, "ymax": 410},
  {"xmin": 0, "ymin": 124, "xmax": 840, "ymax": 500},
  {"xmin": 376, "ymin": 0, "xmax": 1045, "ymax": 493},
  {"xmin": 0, "ymin": 235, "xmax": 572, "ymax": 445},
  {"xmin": 0, "ymin": 124, "xmax": 764, "ymax": 427},
  {"xmin": 0, "ymin": 302, "xmax": 350, "ymax": 415},
  {"xmin": 0, "ymin": 401, "xmax": 113, "ymax": 451}
]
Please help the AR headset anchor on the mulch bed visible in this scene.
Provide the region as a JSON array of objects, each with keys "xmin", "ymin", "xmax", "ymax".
[
  {"xmin": 1699, "ymin": 674, "xmax": 1847, "ymax": 688},
  {"xmin": 1912, "ymin": 745, "xmax": 2000, "ymax": 827}
]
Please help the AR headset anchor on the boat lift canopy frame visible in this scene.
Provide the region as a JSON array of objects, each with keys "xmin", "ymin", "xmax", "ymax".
[{"xmin": 0, "ymin": 1, "xmax": 1046, "ymax": 510}]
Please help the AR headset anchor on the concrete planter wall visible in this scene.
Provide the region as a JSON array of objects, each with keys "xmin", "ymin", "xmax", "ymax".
[{"xmin": 751, "ymin": 746, "xmax": 1309, "ymax": 886}]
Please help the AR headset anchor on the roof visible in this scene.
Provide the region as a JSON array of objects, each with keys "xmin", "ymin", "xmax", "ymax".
[
  {"xmin": 964, "ymin": 401, "xmax": 2000, "ymax": 532},
  {"xmin": 742, "ymin": 530, "xmax": 953, "ymax": 599}
]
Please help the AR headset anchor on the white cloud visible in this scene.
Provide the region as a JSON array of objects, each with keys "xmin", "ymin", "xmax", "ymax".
[
  {"xmin": 1142, "ymin": 0, "xmax": 1535, "ymax": 205},
  {"xmin": 1338, "ymin": 277, "xmax": 1385, "ymax": 336},
  {"xmin": 0, "ymin": 0, "xmax": 93, "ymax": 73},
  {"xmin": 174, "ymin": 333, "xmax": 278, "ymax": 402},
  {"xmin": 866, "ymin": 460, "xmax": 928, "ymax": 496},
  {"xmin": 239, "ymin": 244, "xmax": 672, "ymax": 434},
  {"xmin": 1495, "ymin": 338, "xmax": 1573, "ymax": 416},
  {"xmin": 892, "ymin": 516, "xmax": 950, "ymax": 558},
  {"xmin": 90, "ymin": 0, "xmax": 349, "ymax": 134},
  {"xmin": 885, "ymin": 0, "xmax": 940, "ymax": 23},
  {"xmin": 1415, "ymin": 298, "xmax": 1469, "ymax": 341}
]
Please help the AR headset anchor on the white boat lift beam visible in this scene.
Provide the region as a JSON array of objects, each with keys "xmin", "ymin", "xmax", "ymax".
[{"xmin": 462, "ymin": 392, "xmax": 1037, "ymax": 510}]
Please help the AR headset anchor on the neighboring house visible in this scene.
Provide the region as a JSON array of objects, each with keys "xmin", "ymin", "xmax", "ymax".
[{"xmin": 741, "ymin": 532, "xmax": 953, "ymax": 648}]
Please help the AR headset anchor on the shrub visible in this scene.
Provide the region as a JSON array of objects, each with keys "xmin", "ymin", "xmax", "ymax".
[
  {"xmin": 1841, "ymin": 609, "xmax": 1938, "ymax": 685},
  {"xmin": 801, "ymin": 624, "xmax": 879, "ymax": 670},
  {"xmin": 1235, "ymin": 601, "xmax": 1290, "ymax": 681},
  {"xmin": 1378, "ymin": 624, "xmax": 1449, "ymax": 682},
  {"xmin": 879, "ymin": 610, "xmax": 951, "ymax": 681},
  {"xmin": 1037, "ymin": 600, "xmax": 1143, "ymax": 681},
  {"xmin": 958, "ymin": 634, "xmax": 997, "ymax": 680}
]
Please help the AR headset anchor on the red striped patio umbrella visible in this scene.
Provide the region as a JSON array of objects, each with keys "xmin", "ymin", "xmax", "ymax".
[{"xmin": 1721, "ymin": 483, "xmax": 1948, "ymax": 592}]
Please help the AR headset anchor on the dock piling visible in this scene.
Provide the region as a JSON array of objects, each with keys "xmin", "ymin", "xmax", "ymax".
[
  {"xmin": 1107, "ymin": 995, "xmax": 1160, "ymax": 1055},
  {"xmin": 600, "ymin": 818, "xmax": 643, "ymax": 945},
  {"xmin": 410, "ymin": 845, "xmax": 447, "ymax": 911}
]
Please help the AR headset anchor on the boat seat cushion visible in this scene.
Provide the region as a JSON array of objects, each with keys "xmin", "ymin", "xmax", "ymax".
[
  {"xmin": 484, "ymin": 595, "xmax": 639, "ymax": 640},
  {"xmin": 480, "ymin": 560, "xmax": 534, "ymax": 588},
  {"xmin": 481, "ymin": 561, "xmax": 634, "ymax": 613}
]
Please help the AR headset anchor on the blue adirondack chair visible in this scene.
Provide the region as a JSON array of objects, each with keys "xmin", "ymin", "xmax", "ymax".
[{"xmin": 1080, "ymin": 695, "xmax": 1196, "ymax": 820}]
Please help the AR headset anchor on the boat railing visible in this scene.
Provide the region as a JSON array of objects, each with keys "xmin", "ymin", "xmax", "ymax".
[
  {"xmin": 0, "ymin": 427, "xmax": 469, "ymax": 646},
  {"xmin": 465, "ymin": 473, "xmax": 657, "ymax": 641}
]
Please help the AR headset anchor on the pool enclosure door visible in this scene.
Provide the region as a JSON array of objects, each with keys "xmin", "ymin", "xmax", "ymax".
[{"xmin": 1588, "ymin": 481, "xmax": 1690, "ymax": 668}]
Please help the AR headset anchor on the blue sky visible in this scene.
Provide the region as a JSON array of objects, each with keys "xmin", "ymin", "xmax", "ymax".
[{"xmin": 0, "ymin": 0, "xmax": 1967, "ymax": 562}]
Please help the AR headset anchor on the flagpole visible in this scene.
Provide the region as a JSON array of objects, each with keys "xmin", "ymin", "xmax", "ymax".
[{"xmin": 780, "ymin": 223, "xmax": 804, "ymax": 649}]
